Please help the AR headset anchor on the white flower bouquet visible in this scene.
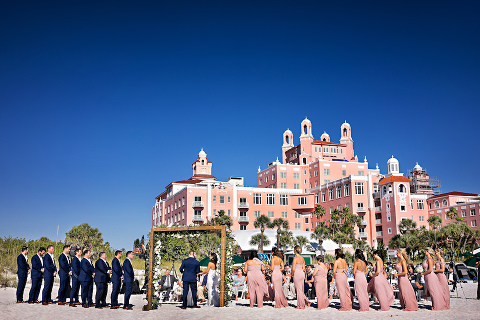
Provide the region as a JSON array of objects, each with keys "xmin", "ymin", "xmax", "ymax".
[{"xmin": 414, "ymin": 265, "xmax": 424, "ymax": 274}]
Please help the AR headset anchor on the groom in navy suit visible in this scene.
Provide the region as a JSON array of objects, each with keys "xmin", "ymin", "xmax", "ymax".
[
  {"xmin": 28, "ymin": 247, "xmax": 45, "ymax": 303},
  {"xmin": 122, "ymin": 251, "xmax": 135, "ymax": 310},
  {"xmin": 69, "ymin": 248, "xmax": 82, "ymax": 306},
  {"xmin": 94, "ymin": 251, "xmax": 111, "ymax": 308},
  {"xmin": 179, "ymin": 251, "xmax": 200, "ymax": 309},
  {"xmin": 42, "ymin": 245, "xmax": 57, "ymax": 305},
  {"xmin": 110, "ymin": 250, "xmax": 123, "ymax": 309},
  {"xmin": 57, "ymin": 245, "xmax": 71, "ymax": 305},
  {"xmin": 79, "ymin": 250, "xmax": 95, "ymax": 307},
  {"xmin": 16, "ymin": 246, "xmax": 30, "ymax": 303}
]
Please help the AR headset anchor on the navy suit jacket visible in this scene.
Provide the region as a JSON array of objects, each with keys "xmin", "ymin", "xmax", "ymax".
[
  {"xmin": 111, "ymin": 258, "xmax": 123, "ymax": 282},
  {"xmin": 31, "ymin": 254, "xmax": 43, "ymax": 279},
  {"xmin": 58, "ymin": 253, "xmax": 71, "ymax": 277},
  {"xmin": 79, "ymin": 258, "xmax": 94, "ymax": 282},
  {"xmin": 179, "ymin": 257, "xmax": 200, "ymax": 283},
  {"xmin": 43, "ymin": 254, "xmax": 57, "ymax": 278},
  {"xmin": 71, "ymin": 256, "xmax": 81, "ymax": 279},
  {"xmin": 122, "ymin": 259, "xmax": 134, "ymax": 283},
  {"xmin": 94, "ymin": 259, "xmax": 111, "ymax": 283},
  {"xmin": 17, "ymin": 254, "xmax": 30, "ymax": 277}
]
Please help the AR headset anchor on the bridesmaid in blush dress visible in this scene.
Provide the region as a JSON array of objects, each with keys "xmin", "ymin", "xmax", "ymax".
[
  {"xmin": 353, "ymin": 249, "xmax": 369, "ymax": 311},
  {"xmin": 333, "ymin": 248, "xmax": 352, "ymax": 311},
  {"xmin": 312, "ymin": 255, "xmax": 329, "ymax": 310},
  {"xmin": 244, "ymin": 251, "xmax": 269, "ymax": 308},
  {"xmin": 292, "ymin": 245, "xmax": 311, "ymax": 309},
  {"xmin": 420, "ymin": 248, "xmax": 448, "ymax": 310},
  {"xmin": 367, "ymin": 250, "xmax": 394, "ymax": 311},
  {"xmin": 434, "ymin": 248, "xmax": 450, "ymax": 309},
  {"xmin": 268, "ymin": 247, "xmax": 288, "ymax": 308},
  {"xmin": 392, "ymin": 249, "xmax": 418, "ymax": 311}
]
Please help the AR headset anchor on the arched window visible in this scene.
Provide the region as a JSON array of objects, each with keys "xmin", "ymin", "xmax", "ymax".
[
  {"xmin": 383, "ymin": 186, "xmax": 387, "ymax": 195},
  {"xmin": 304, "ymin": 125, "xmax": 307, "ymax": 135},
  {"xmin": 398, "ymin": 184, "xmax": 406, "ymax": 193},
  {"xmin": 388, "ymin": 184, "xmax": 393, "ymax": 193},
  {"xmin": 201, "ymin": 160, "xmax": 205, "ymax": 165},
  {"xmin": 323, "ymin": 138, "xmax": 326, "ymax": 141},
  {"xmin": 442, "ymin": 199, "xmax": 448, "ymax": 207},
  {"xmin": 343, "ymin": 128, "xmax": 347, "ymax": 137},
  {"xmin": 302, "ymin": 158, "xmax": 307, "ymax": 165},
  {"xmin": 434, "ymin": 200, "xmax": 439, "ymax": 208},
  {"xmin": 285, "ymin": 135, "xmax": 289, "ymax": 144}
]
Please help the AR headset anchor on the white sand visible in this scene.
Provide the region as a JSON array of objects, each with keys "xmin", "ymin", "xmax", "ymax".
[{"xmin": 1, "ymin": 282, "xmax": 479, "ymax": 320}]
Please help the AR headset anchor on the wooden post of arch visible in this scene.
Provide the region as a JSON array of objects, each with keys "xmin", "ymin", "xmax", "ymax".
[{"xmin": 143, "ymin": 225, "xmax": 227, "ymax": 311}]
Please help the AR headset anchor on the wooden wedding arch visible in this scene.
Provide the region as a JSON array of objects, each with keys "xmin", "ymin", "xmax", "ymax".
[{"xmin": 144, "ymin": 225, "xmax": 227, "ymax": 310}]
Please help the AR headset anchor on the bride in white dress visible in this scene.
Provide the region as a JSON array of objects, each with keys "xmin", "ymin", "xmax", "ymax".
[{"xmin": 201, "ymin": 252, "xmax": 220, "ymax": 307}]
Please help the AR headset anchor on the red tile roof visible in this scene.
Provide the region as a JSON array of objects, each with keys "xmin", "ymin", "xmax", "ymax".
[
  {"xmin": 378, "ymin": 176, "xmax": 412, "ymax": 185},
  {"xmin": 312, "ymin": 140, "xmax": 342, "ymax": 146},
  {"xmin": 428, "ymin": 191, "xmax": 479, "ymax": 199}
]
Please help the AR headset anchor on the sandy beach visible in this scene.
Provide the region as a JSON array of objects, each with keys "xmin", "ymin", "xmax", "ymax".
[{"xmin": 2, "ymin": 281, "xmax": 479, "ymax": 320}]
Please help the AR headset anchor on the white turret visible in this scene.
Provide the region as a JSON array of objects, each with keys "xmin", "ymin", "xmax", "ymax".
[{"xmin": 387, "ymin": 155, "xmax": 400, "ymax": 175}]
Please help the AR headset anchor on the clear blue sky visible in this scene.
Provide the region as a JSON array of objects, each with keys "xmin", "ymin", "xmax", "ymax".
[{"xmin": 1, "ymin": 1, "xmax": 479, "ymax": 250}]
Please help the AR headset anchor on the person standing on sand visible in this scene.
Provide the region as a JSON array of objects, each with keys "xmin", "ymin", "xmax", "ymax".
[
  {"xmin": 42, "ymin": 245, "xmax": 57, "ymax": 305},
  {"xmin": 180, "ymin": 251, "xmax": 201, "ymax": 309},
  {"xmin": 110, "ymin": 250, "xmax": 123, "ymax": 309},
  {"xmin": 16, "ymin": 246, "xmax": 30, "ymax": 303},
  {"xmin": 28, "ymin": 247, "xmax": 45, "ymax": 303},
  {"xmin": 122, "ymin": 251, "xmax": 135, "ymax": 310},
  {"xmin": 69, "ymin": 248, "xmax": 82, "ymax": 306},
  {"xmin": 79, "ymin": 250, "xmax": 95, "ymax": 308},
  {"xmin": 57, "ymin": 245, "xmax": 72, "ymax": 305}
]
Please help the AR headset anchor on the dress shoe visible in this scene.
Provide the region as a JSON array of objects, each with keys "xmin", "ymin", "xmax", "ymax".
[
  {"xmin": 123, "ymin": 307, "xmax": 132, "ymax": 310},
  {"xmin": 192, "ymin": 306, "xmax": 200, "ymax": 308},
  {"xmin": 57, "ymin": 302, "xmax": 64, "ymax": 305},
  {"xmin": 69, "ymin": 303, "xmax": 77, "ymax": 307},
  {"xmin": 28, "ymin": 301, "xmax": 34, "ymax": 304},
  {"xmin": 82, "ymin": 304, "xmax": 89, "ymax": 308},
  {"xmin": 16, "ymin": 301, "xmax": 23, "ymax": 303},
  {"xmin": 110, "ymin": 306, "xmax": 118, "ymax": 309},
  {"xmin": 95, "ymin": 307, "xmax": 103, "ymax": 309},
  {"xmin": 48, "ymin": 302, "xmax": 54, "ymax": 304},
  {"xmin": 42, "ymin": 302, "xmax": 48, "ymax": 305},
  {"xmin": 34, "ymin": 301, "xmax": 40, "ymax": 304},
  {"xmin": 181, "ymin": 307, "xmax": 187, "ymax": 309},
  {"xmin": 75, "ymin": 302, "xmax": 81, "ymax": 305}
]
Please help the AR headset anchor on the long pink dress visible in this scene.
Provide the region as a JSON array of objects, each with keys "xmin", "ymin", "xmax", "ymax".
[
  {"xmin": 354, "ymin": 268, "xmax": 369, "ymax": 311},
  {"xmin": 272, "ymin": 265, "xmax": 288, "ymax": 308},
  {"xmin": 335, "ymin": 268, "xmax": 352, "ymax": 311},
  {"xmin": 367, "ymin": 264, "xmax": 394, "ymax": 311},
  {"xmin": 395, "ymin": 263, "xmax": 418, "ymax": 311},
  {"xmin": 247, "ymin": 264, "xmax": 269, "ymax": 308},
  {"xmin": 435, "ymin": 261, "xmax": 450, "ymax": 309},
  {"xmin": 293, "ymin": 264, "xmax": 310, "ymax": 309},
  {"xmin": 313, "ymin": 264, "xmax": 329, "ymax": 310},
  {"xmin": 422, "ymin": 259, "xmax": 448, "ymax": 311}
]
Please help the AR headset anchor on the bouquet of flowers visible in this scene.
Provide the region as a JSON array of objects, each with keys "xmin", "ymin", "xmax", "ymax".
[
  {"xmin": 367, "ymin": 265, "xmax": 374, "ymax": 274},
  {"xmin": 415, "ymin": 265, "xmax": 424, "ymax": 274},
  {"xmin": 389, "ymin": 268, "xmax": 397, "ymax": 276}
]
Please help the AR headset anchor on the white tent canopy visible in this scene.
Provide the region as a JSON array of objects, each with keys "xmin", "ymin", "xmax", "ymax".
[{"xmin": 232, "ymin": 229, "xmax": 348, "ymax": 252}]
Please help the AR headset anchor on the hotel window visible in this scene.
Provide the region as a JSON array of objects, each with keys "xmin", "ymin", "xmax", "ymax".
[
  {"xmin": 417, "ymin": 200, "xmax": 425, "ymax": 210},
  {"xmin": 178, "ymin": 200, "xmax": 181, "ymax": 207},
  {"xmin": 182, "ymin": 197, "xmax": 185, "ymax": 206},
  {"xmin": 401, "ymin": 205, "xmax": 406, "ymax": 212},
  {"xmin": 304, "ymin": 179, "xmax": 307, "ymax": 184},
  {"xmin": 462, "ymin": 210, "xmax": 466, "ymax": 217},
  {"xmin": 344, "ymin": 184, "xmax": 350, "ymax": 196},
  {"xmin": 220, "ymin": 196, "xmax": 225, "ymax": 204},
  {"xmin": 324, "ymin": 180, "xmax": 330, "ymax": 184},
  {"xmin": 293, "ymin": 183, "xmax": 300, "ymax": 189},
  {"xmin": 281, "ymin": 172, "xmax": 287, "ymax": 178},
  {"xmin": 213, "ymin": 196, "xmax": 216, "ymax": 202},
  {"xmin": 388, "ymin": 228, "xmax": 392, "ymax": 234},
  {"xmin": 314, "ymin": 170, "xmax": 318, "ymax": 177},
  {"xmin": 315, "ymin": 193, "xmax": 319, "ymax": 204},
  {"xmin": 272, "ymin": 174, "xmax": 275, "ymax": 179},
  {"xmin": 281, "ymin": 211, "xmax": 288, "ymax": 218},
  {"xmin": 254, "ymin": 211, "xmax": 261, "ymax": 217},
  {"xmin": 295, "ymin": 223, "xmax": 301, "ymax": 230},
  {"xmin": 443, "ymin": 199, "xmax": 448, "ymax": 207},
  {"xmin": 298, "ymin": 197, "xmax": 307, "ymax": 205},
  {"xmin": 259, "ymin": 179, "xmax": 262, "ymax": 185},
  {"xmin": 342, "ymin": 170, "xmax": 346, "ymax": 177},
  {"xmin": 387, "ymin": 215, "xmax": 391, "ymax": 222},
  {"xmin": 281, "ymin": 182, "xmax": 287, "ymax": 189},
  {"xmin": 337, "ymin": 205, "xmax": 342, "ymax": 210},
  {"xmin": 194, "ymin": 210, "xmax": 202, "ymax": 216},
  {"xmin": 434, "ymin": 200, "xmax": 439, "ymax": 208},
  {"xmin": 228, "ymin": 210, "xmax": 231, "ymax": 216},
  {"xmin": 228, "ymin": 196, "xmax": 231, "ymax": 203},
  {"xmin": 410, "ymin": 199, "xmax": 414, "ymax": 210},
  {"xmin": 315, "ymin": 147, "xmax": 317, "ymax": 152},
  {"xmin": 253, "ymin": 193, "xmax": 262, "ymax": 205},
  {"xmin": 336, "ymin": 186, "xmax": 342, "ymax": 198},
  {"xmin": 324, "ymin": 168, "xmax": 330, "ymax": 175},
  {"xmin": 340, "ymin": 149, "xmax": 343, "ymax": 154},
  {"xmin": 304, "ymin": 189, "xmax": 307, "ymax": 193},
  {"xmin": 471, "ymin": 209, "xmax": 476, "ymax": 216},
  {"xmin": 472, "ymin": 220, "xmax": 477, "ymax": 227},
  {"xmin": 304, "ymin": 170, "xmax": 307, "ymax": 175},
  {"xmin": 399, "ymin": 184, "xmax": 406, "ymax": 193},
  {"xmin": 358, "ymin": 171, "xmax": 364, "ymax": 176},
  {"xmin": 445, "ymin": 214, "xmax": 450, "ymax": 220},
  {"xmin": 419, "ymin": 215, "xmax": 424, "ymax": 222},
  {"xmin": 315, "ymin": 181, "xmax": 318, "ymax": 187},
  {"xmin": 293, "ymin": 173, "xmax": 299, "ymax": 179},
  {"xmin": 239, "ymin": 198, "xmax": 247, "ymax": 205},
  {"xmin": 265, "ymin": 176, "xmax": 268, "ymax": 182},
  {"xmin": 357, "ymin": 202, "xmax": 364, "ymax": 210},
  {"xmin": 267, "ymin": 194, "xmax": 275, "ymax": 205},
  {"xmin": 321, "ymin": 190, "xmax": 326, "ymax": 202},
  {"xmin": 268, "ymin": 211, "xmax": 274, "ymax": 218},
  {"xmin": 295, "ymin": 212, "xmax": 301, "ymax": 218},
  {"xmin": 355, "ymin": 182, "xmax": 364, "ymax": 195},
  {"xmin": 329, "ymin": 188, "xmax": 334, "ymax": 200},
  {"xmin": 174, "ymin": 203, "xmax": 177, "ymax": 210},
  {"xmin": 345, "ymin": 202, "xmax": 350, "ymax": 208},
  {"xmin": 330, "ymin": 148, "xmax": 333, "ymax": 153},
  {"xmin": 280, "ymin": 194, "xmax": 288, "ymax": 205},
  {"xmin": 305, "ymin": 217, "xmax": 309, "ymax": 224},
  {"xmin": 213, "ymin": 209, "xmax": 217, "ymax": 216}
]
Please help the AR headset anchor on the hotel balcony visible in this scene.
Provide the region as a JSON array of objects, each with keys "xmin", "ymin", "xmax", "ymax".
[
  {"xmin": 358, "ymin": 232, "xmax": 367, "ymax": 238},
  {"xmin": 192, "ymin": 215, "xmax": 204, "ymax": 223},
  {"xmin": 356, "ymin": 207, "xmax": 367, "ymax": 213},
  {"xmin": 360, "ymin": 219, "xmax": 367, "ymax": 226},
  {"xmin": 373, "ymin": 191, "xmax": 380, "ymax": 198},
  {"xmin": 238, "ymin": 202, "xmax": 249, "ymax": 210},
  {"xmin": 192, "ymin": 201, "xmax": 204, "ymax": 208},
  {"xmin": 375, "ymin": 206, "xmax": 382, "ymax": 212},
  {"xmin": 376, "ymin": 231, "xmax": 383, "ymax": 237},
  {"xmin": 376, "ymin": 219, "xmax": 382, "ymax": 225},
  {"xmin": 238, "ymin": 216, "xmax": 249, "ymax": 223}
]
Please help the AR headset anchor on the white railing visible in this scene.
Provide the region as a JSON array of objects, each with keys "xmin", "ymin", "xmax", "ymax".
[
  {"xmin": 238, "ymin": 202, "xmax": 249, "ymax": 209},
  {"xmin": 192, "ymin": 215, "xmax": 204, "ymax": 222},
  {"xmin": 360, "ymin": 219, "xmax": 367, "ymax": 226},
  {"xmin": 192, "ymin": 201, "xmax": 204, "ymax": 207},
  {"xmin": 358, "ymin": 232, "xmax": 367, "ymax": 238},
  {"xmin": 356, "ymin": 207, "xmax": 366, "ymax": 213},
  {"xmin": 376, "ymin": 219, "xmax": 382, "ymax": 224},
  {"xmin": 238, "ymin": 216, "xmax": 249, "ymax": 222},
  {"xmin": 376, "ymin": 231, "xmax": 383, "ymax": 237},
  {"xmin": 375, "ymin": 206, "xmax": 382, "ymax": 212},
  {"xmin": 373, "ymin": 191, "xmax": 380, "ymax": 198}
]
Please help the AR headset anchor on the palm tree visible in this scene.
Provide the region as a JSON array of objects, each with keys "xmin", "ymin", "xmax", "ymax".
[
  {"xmin": 294, "ymin": 236, "xmax": 309, "ymax": 249},
  {"xmin": 249, "ymin": 233, "xmax": 270, "ymax": 252},
  {"xmin": 269, "ymin": 218, "xmax": 289, "ymax": 250},
  {"xmin": 314, "ymin": 205, "xmax": 326, "ymax": 221},
  {"xmin": 398, "ymin": 219, "xmax": 417, "ymax": 235},
  {"xmin": 279, "ymin": 230, "xmax": 293, "ymax": 250},
  {"xmin": 311, "ymin": 222, "xmax": 330, "ymax": 257},
  {"xmin": 427, "ymin": 215, "xmax": 443, "ymax": 243},
  {"xmin": 254, "ymin": 214, "xmax": 271, "ymax": 253}
]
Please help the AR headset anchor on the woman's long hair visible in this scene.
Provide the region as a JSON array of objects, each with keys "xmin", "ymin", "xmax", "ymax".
[
  {"xmin": 335, "ymin": 248, "xmax": 344, "ymax": 260},
  {"xmin": 426, "ymin": 247, "xmax": 437, "ymax": 262},
  {"xmin": 398, "ymin": 248, "xmax": 411, "ymax": 264},
  {"xmin": 210, "ymin": 252, "xmax": 218, "ymax": 266},
  {"xmin": 355, "ymin": 249, "xmax": 367, "ymax": 264},
  {"xmin": 373, "ymin": 249, "xmax": 384, "ymax": 262},
  {"xmin": 249, "ymin": 250, "xmax": 258, "ymax": 260}
]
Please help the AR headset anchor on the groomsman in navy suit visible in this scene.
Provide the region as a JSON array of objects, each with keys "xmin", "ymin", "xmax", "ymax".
[
  {"xmin": 28, "ymin": 247, "xmax": 45, "ymax": 303},
  {"xmin": 16, "ymin": 246, "xmax": 30, "ymax": 303},
  {"xmin": 42, "ymin": 245, "xmax": 57, "ymax": 305},
  {"xmin": 69, "ymin": 248, "xmax": 82, "ymax": 306},
  {"xmin": 122, "ymin": 251, "xmax": 135, "ymax": 310},
  {"xmin": 110, "ymin": 250, "xmax": 123, "ymax": 309},
  {"xmin": 179, "ymin": 251, "xmax": 200, "ymax": 309},
  {"xmin": 94, "ymin": 251, "xmax": 111, "ymax": 308},
  {"xmin": 79, "ymin": 250, "xmax": 95, "ymax": 308},
  {"xmin": 57, "ymin": 245, "xmax": 72, "ymax": 305}
]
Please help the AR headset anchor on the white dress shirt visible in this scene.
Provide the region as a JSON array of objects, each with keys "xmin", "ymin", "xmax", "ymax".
[{"xmin": 38, "ymin": 254, "xmax": 43, "ymax": 266}]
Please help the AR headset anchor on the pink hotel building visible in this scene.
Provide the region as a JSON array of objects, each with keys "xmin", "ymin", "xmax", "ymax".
[{"xmin": 151, "ymin": 118, "xmax": 480, "ymax": 248}]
